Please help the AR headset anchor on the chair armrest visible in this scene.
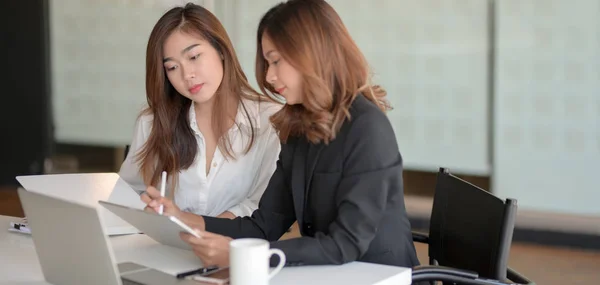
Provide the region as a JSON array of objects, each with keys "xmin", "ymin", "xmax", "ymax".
[
  {"xmin": 412, "ymin": 265, "xmax": 479, "ymax": 279},
  {"xmin": 507, "ymin": 267, "xmax": 535, "ymax": 285},
  {"xmin": 412, "ymin": 231, "xmax": 429, "ymax": 243},
  {"xmin": 412, "ymin": 266, "xmax": 515, "ymax": 285},
  {"xmin": 412, "ymin": 265, "xmax": 480, "ymax": 284},
  {"xmin": 412, "ymin": 266, "xmax": 531, "ymax": 285},
  {"xmin": 412, "ymin": 274, "xmax": 512, "ymax": 285}
]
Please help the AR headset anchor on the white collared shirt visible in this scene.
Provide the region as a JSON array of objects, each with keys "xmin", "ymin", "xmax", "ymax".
[{"xmin": 119, "ymin": 98, "xmax": 282, "ymax": 217}]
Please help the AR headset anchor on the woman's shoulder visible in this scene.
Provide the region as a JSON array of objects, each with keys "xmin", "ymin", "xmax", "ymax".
[
  {"xmin": 134, "ymin": 112, "xmax": 154, "ymax": 129},
  {"xmin": 138, "ymin": 112, "xmax": 154, "ymax": 123},
  {"xmin": 241, "ymin": 96, "xmax": 283, "ymax": 128},
  {"xmin": 258, "ymin": 98, "xmax": 284, "ymax": 117},
  {"xmin": 342, "ymin": 95, "xmax": 400, "ymax": 167},
  {"xmin": 129, "ymin": 111, "xmax": 155, "ymax": 138},
  {"xmin": 340, "ymin": 94, "xmax": 396, "ymax": 148},
  {"xmin": 348, "ymin": 94, "xmax": 389, "ymax": 125}
]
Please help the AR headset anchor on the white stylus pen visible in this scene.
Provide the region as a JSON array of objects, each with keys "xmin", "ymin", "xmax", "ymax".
[{"xmin": 159, "ymin": 171, "xmax": 167, "ymax": 215}]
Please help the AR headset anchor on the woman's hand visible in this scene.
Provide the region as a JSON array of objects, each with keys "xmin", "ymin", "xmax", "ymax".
[
  {"xmin": 216, "ymin": 211, "xmax": 236, "ymax": 219},
  {"xmin": 141, "ymin": 186, "xmax": 182, "ymax": 218},
  {"xmin": 180, "ymin": 230, "xmax": 232, "ymax": 267}
]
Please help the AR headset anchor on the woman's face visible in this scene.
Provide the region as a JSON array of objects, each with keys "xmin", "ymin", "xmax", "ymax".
[
  {"xmin": 162, "ymin": 30, "xmax": 224, "ymax": 105},
  {"xmin": 261, "ymin": 34, "xmax": 303, "ymax": 105}
]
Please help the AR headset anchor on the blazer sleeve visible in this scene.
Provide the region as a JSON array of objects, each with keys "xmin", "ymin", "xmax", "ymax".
[
  {"xmin": 203, "ymin": 145, "xmax": 296, "ymax": 241},
  {"xmin": 269, "ymin": 109, "xmax": 404, "ymax": 266}
]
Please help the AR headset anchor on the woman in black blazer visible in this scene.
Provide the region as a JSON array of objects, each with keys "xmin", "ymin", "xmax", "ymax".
[{"xmin": 142, "ymin": 0, "xmax": 420, "ymax": 269}]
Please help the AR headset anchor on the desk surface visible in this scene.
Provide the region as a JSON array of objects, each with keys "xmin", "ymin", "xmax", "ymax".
[{"xmin": 0, "ymin": 215, "xmax": 412, "ymax": 285}]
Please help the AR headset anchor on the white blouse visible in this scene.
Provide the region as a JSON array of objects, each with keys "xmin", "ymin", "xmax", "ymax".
[{"xmin": 119, "ymin": 98, "xmax": 282, "ymax": 217}]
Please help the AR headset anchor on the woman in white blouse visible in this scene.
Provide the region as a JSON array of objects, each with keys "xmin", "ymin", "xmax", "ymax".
[{"xmin": 119, "ymin": 3, "xmax": 281, "ymax": 218}]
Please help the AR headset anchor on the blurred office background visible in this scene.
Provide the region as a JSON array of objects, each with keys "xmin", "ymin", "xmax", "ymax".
[{"xmin": 1, "ymin": 0, "xmax": 599, "ymax": 283}]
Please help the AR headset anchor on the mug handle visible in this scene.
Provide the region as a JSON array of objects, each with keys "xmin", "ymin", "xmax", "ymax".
[{"xmin": 267, "ymin": 248, "xmax": 286, "ymax": 279}]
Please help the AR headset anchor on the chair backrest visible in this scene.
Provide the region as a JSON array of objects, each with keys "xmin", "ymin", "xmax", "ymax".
[{"xmin": 428, "ymin": 168, "xmax": 517, "ymax": 281}]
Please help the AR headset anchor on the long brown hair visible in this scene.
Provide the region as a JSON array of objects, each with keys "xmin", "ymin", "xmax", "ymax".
[
  {"xmin": 139, "ymin": 3, "xmax": 265, "ymax": 189},
  {"xmin": 255, "ymin": 0, "xmax": 391, "ymax": 144}
]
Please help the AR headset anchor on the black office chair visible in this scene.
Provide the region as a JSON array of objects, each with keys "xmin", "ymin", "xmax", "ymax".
[{"xmin": 411, "ymin": 168, "xmax": 534, "ymax": 285}]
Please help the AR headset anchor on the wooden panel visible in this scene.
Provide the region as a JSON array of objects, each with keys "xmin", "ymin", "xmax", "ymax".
[
  {"xmin": 403, "ymin": 169, "xmax": 490, "ymax": 197},
  {"xmin": 279, "ymin": 222, "xmax": 300, "ymax": 241},
  {"xmin": 0, "ymin": 187, "xmax": 24, "ymax": 217}
]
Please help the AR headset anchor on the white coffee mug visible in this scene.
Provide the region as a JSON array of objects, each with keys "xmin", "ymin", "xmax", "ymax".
[{"xmin": 229, "ymin": 238, "xmax": 286, "ymax": 285}]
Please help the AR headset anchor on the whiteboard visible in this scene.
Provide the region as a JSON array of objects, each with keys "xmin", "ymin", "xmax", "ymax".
[
  {"xmin": 50, "ymin": 0, "xmax": 491, "ymax": 175},
  {"xmin": 50, "ymin": 0, "xmax": 204, "ymax": 146},
  {"xmin": 494, "ymin": 0, "xmax": 600, "ymax": 215},
  {"xmin": 215, "ymin": 0, "xmax": 491, "ymax": 175}
]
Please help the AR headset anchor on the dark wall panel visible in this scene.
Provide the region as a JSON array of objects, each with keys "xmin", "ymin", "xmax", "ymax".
[{"xmin": 0, "ymin": 1, "xmax": 53, "ymax": 185}]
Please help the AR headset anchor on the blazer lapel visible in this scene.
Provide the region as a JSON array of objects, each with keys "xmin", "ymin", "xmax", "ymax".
[
  {"xmin": 291, "ymin": 138, "xmax": 308, "ymax": 226},
  {"xmin": 305, "ymin": 143, "xmax": 325, "ymax": 202}
]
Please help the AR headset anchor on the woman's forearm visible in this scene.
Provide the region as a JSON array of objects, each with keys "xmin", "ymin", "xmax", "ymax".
[{"xmin": 178, "ymin": 211, "xmax": 206, "ymax": 231}]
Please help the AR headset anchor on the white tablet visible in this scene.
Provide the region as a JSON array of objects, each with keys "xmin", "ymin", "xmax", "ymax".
[{"xmin": 99, "ymin": 200, "xmax": 200, "ymax": 250}]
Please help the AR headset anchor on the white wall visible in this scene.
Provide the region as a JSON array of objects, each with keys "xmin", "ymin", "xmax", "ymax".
[
  {"xmin": 218, "ymin": 0, "xmax": 600, "ymax": 217},
  {"xmin": 50, "ymin": 0, "xmax": 490, "ymax": 174},
  {"xmin": 49, "ymin": 0, "xmax": 204, "ymax": 146},
  {"xmin": 48, "ymin": 0, "xmax": 600, "ymax": 216},
  {"xmin": 494, "ymin": 0, "xmax": 600, "ymax": 216},
  {"xmin": 215, "ymin": 0, "xmax": 492, "ymax": 175}
]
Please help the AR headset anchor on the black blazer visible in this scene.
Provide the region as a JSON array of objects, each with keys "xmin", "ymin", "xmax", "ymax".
[{"xmin": 203, "ymin": 94, "xmax": 420, "ymax": 268}]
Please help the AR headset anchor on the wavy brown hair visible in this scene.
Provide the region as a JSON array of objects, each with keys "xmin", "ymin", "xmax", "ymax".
[
  {"xmin": 255, "ymin": 0, "xmax": 391, "ymax": 144},
  {"xmin": 138, "ymin": 3, "xmax": 266, "ymax": 189}
]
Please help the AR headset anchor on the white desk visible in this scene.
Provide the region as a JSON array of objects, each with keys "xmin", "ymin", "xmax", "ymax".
[{"xmin": 1, "ymin": 215, "xmax": 412, "ymax": 285}]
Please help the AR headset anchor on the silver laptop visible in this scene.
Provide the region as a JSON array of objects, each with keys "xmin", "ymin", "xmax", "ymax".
[{"xmin": 17, "ymin": 188, "xmax": 198, "ymax": 285}]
